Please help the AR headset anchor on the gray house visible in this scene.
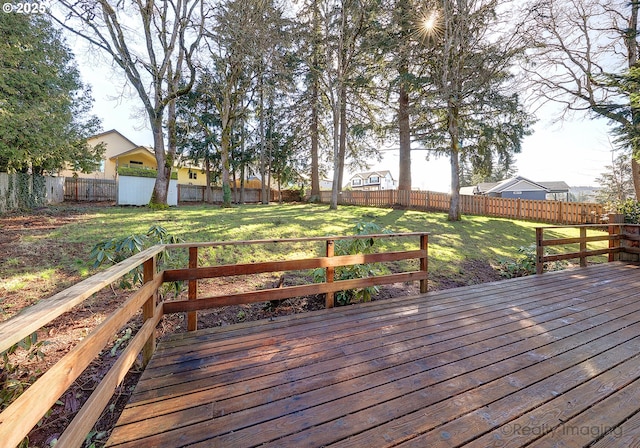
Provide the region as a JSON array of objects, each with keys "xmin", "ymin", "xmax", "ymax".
[{"xmin": 464, "ymin": 176, "xmax": 570, "ymax": 201}]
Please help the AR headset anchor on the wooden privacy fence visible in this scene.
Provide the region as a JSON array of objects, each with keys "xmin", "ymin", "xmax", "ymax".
[
  {"xmin": 179, "ymin": 185, "xmax": 302, "ymax": 203},
  {"xmin": 0, "ymin": 232, "xmax": 428, "ymax": 448},
  {"xmin": 64, "ymin": 177, "xmax": 117, "ymax": 202},
  {"xmin": 320, "ymin": 190, "xmax": 605, "ymax": 225},
  {"xmin": 0, "ymin": 173, "xmax": 64, "ymax": 212}
]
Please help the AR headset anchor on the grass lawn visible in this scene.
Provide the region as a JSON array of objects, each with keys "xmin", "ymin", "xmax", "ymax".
[{"xmin": 0, "ymin": 202, "xmax": 609, "ymax": 320}]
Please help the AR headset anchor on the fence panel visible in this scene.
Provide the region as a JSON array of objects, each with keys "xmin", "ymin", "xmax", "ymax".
[
  {"xmin": 318, "ymin": 189, "xmax": 605, "ymax": 225},
  {"xmin": 1, "ymin": 173, "xmax": 64, "ymax": 212},
  {"xmin": 64, "ymin": 177, "xmax": 116, "ymax": 202}
]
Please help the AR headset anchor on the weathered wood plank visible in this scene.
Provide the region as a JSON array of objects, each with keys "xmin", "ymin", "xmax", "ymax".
[
  {"xmin": 163, "ymin": 250, "xmax": 427, "ymax": 282},
  {"xmin": 106, "ymin": 264, "xmax": 640, "ymax": 448},
  {"xmin": 137, "ymin": 270, "xmax": 635, "ymax": 402},
  {"xmin": 163, "ymin": 271, "xmax": 428, "ymax": 313},
  {"xmin": 0, "ymin": 245, "xmax": 165, "ymax": 353},
  {"xmin": 0, "ymin": 273, "xmax": 164, "ymax": 448},
  {"xmin": 55, "ymin": 304, "xmax": 164, "ymax": 448}
]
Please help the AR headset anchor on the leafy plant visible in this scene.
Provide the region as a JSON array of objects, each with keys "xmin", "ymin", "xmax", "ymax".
[
  {"xmin": 89, "ymin": 225, "xmax": 185, "ymax": 294},
  {"xmin": 314, "ymin": 222, "xmax": 391, "ymax": 306},
  {"xmin": 1, "ymin": 333, "xmax": 49, "ymax": 410},
  {"xmin": 617, "ymin": 198, "xmax": 640, "ymax": 223},
  {"xmin": 498, "ymin": 244, "xmax": 567, "ymax": 278},
  {"xmin": 497, "ymin": 245, "xmax": 537, "ymax": 278}
]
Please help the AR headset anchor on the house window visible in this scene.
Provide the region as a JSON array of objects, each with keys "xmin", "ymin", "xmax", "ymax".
[
  {"xmin": 98, "ymin": 160, "xmax": 105, "ymax": 172},
  {"xmin": 368, "ymin": 176, "xmax": 379, "ymax": 184},
  {"xmin": 352, "ymin": 178, "xmax": 362, "ymax": 186},
  {"xmin": 189, "ymin": 171, "xmax": 198, "ymax": 180},
  {"xmin": 129, "ymin": 160, "xmax": 143, "ymax": 166}
]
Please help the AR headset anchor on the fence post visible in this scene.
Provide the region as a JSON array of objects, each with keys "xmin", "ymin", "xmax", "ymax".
[
  {"xmin": 142, "ymin": 256, "xmax": 157, "ymax": 367},
  {"xmin": 579, "ymin": 227, "xmax": 587, "ymax": 267},
  {"xmin": 536, "ymin": 227, "xmax": 544, "ymax": 275},
  {"xmin": 420, "ymin": 234, "xmax": 428, "ymax": 294},
  {"xmin": 608, "ymin": 214, "xmax": 623, "ymax": 262},
  {"xmin": 188, "ymin": 246, "xmax": 198, "ymax": 331},
  {"xmin": 325, "ymin": 239, "xmax": 335, "ymax": 308}
]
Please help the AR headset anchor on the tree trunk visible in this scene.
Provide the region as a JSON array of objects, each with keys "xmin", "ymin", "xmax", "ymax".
[
  {"xmin": 221, "ymin": 91, "xmax": 232, "ymax": 208},
  {"xmin": 240, "ymin": 164, "xmax": 246, "ymax": 205},
  {"xmin": 150, "ymin": 114, "xmax": 169, "ymax": 207},
  {"xmin": 448, "ymin": 102, "xmax": 461, "ymax": 221},
  {"xmin": 259, "ymin": 73, "xmax": 269, "ymax": 205},
  {"xmin": 337, "ymin": 83, "xmax": 348, "ymax": 192},
  {"xmin": 205, "ymin": 158, "xmax": 212, "ymax": 203},
  {"xmin": 310, "ymin": 79, "xmax": 321, "ymax": 201},
  {"xmin": 309, "ymin": 0, "xmax": 321, "ymax": 202},
  {"xmin": 632, "ymin": 157, "xmax": 640, "ymax": 199},
  {"xmin": 396, "ymin": 0, "xmax": 411, "ymax": 199},
  {"xmin": 627, "ymin": 2, "xmax": 640, "ymax": 199},
  {"xmin": 398, "ymin": 81, "xmax": 411, "ymax": 196},
  {"xmin": 329, "ymin": 98, "xmax": 341, "ymax": 210}
]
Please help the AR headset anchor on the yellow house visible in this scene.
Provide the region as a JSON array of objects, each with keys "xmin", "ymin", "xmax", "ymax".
[{"xmin": 60, "ymin": 129, "xmax": 207, "ymax": 186}]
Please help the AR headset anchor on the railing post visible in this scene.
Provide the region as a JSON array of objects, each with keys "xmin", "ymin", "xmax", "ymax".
[
  {"xmin": 536, "ymin": 227, "xmax": 544, "ymax": 275},
  {"xmin": 579, "ymin": 227, "xmax": 587, "ymax": 267},
  {"xmin": 142, "ymin": 255, "xmax": 157, "ymax": 367},
  {"xmin": 420, "ymin": 234, "xmax": 428, "ymax": 294},
  {"xmin": 188, "ymin": 246, "xmax": 198, "ymax": 331},
  {"xmin": 608, "ymin": 214, "xmax": 623, "ymax": 262},
  {"xmin": 325, "ymin": 239, "xmax": 335, "ymax": 308}
]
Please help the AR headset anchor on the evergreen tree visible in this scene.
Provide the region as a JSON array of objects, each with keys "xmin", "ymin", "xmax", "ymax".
[
  {"xmin": 414, "ymin": 0, "xmax": 532, "ymax": 220},
  {"xmin": 595, "ymin": 152, "xmax": 636, "ymax": 204},
  {"xmin": 0, "ymin": 13, "xmax": 102, "ymax": 174}
]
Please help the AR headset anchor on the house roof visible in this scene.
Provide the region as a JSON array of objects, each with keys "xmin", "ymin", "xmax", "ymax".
[
  {"xmin": 538, "ymin": 181, "xmax": 570, "ymax": 193},
  {"xmin": 474, "ymin": 177, "xmax": 570, "ymax": 195},
  {"xmin": 485, "ymin": 176, "xmax": 550, "ymax": 194},
  {"xmin": 350, "ymin": 170, "xmax": 393, "ymax": 180},
  {"xmin": 108, "ymin": 146, "xmax": 155, "ymax": 160},
  {"xmin": 90, "ymin": 129, "xmax": 139, "ymax": 149}
]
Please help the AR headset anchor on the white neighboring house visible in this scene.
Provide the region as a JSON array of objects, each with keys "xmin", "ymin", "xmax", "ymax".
[{"xmin": 348, "ymin": 171, "xmax": 397, "ymax": 191}]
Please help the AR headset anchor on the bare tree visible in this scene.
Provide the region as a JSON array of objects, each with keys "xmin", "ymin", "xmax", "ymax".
[
  {"xmin": 52, "ymin": 0, "xmax": 205, "ymax": 207},
  {"xmin": 523, "ymin": 0, "xmax": 640, "ymax": 197}
]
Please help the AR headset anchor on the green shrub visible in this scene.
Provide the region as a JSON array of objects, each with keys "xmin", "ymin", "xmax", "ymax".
[
  {"xmin": 118, "ymin": 166, "xmax": 178, "ymax": 180},
  {"xmin": 89, "ymin": 225, "xmax": 185, "ymax": 295},
  {"xmin": 498, "ymin": 245, "xmax": 537, "ymax": 278},
  {"xmin": 617, "ymin": 198, "xmax": 640, "ymax": 223},
  {"xmin": 498, "ymin": 244, "xmax": 567, "ymax": 278},
  {"xmin": 314, "ymin": 221, "xmax": 390, "ymax": 305}
]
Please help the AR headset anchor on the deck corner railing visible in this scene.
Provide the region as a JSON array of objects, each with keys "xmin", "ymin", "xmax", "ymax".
[{"xmin": 535, "ymin": 220, "xmax": 640, "ymax": 274}]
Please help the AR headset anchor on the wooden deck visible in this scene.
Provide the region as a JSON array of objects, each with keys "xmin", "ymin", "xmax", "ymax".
[{"xmin": 107, "ymin": 262, "xmax": 640, "ymax": 448}]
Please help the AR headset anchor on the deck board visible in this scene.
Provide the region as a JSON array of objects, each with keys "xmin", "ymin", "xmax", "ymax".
[{"xmin": 107, "ymin": 262, "xmax": 640, "ymax": 447}]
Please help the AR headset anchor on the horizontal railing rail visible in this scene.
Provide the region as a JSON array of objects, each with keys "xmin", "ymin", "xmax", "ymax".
[
  {"xmin": 535, "ymin": 223, "xmax": 640, "ymax": 274},
  {"xmin": 0, "ymin": 232, "xmax": 428, "ymax": 448},
  {"xmin": 163, "ymin": 233, "xmax": 429, "ymax": 330}
]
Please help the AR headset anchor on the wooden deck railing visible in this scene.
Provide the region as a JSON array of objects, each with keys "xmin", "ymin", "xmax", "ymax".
[
  {"xmin": 0, "ymin": 232, "xmax": 428, "ymax": 448},
  {"xmin": 535, "ymin": 223, "xmax": 640, "ymax": 274}
]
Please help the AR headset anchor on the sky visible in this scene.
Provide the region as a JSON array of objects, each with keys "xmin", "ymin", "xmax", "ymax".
[{"xmin": 75, "ymin": 44, "xmax": 614, "ymax": 194}]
